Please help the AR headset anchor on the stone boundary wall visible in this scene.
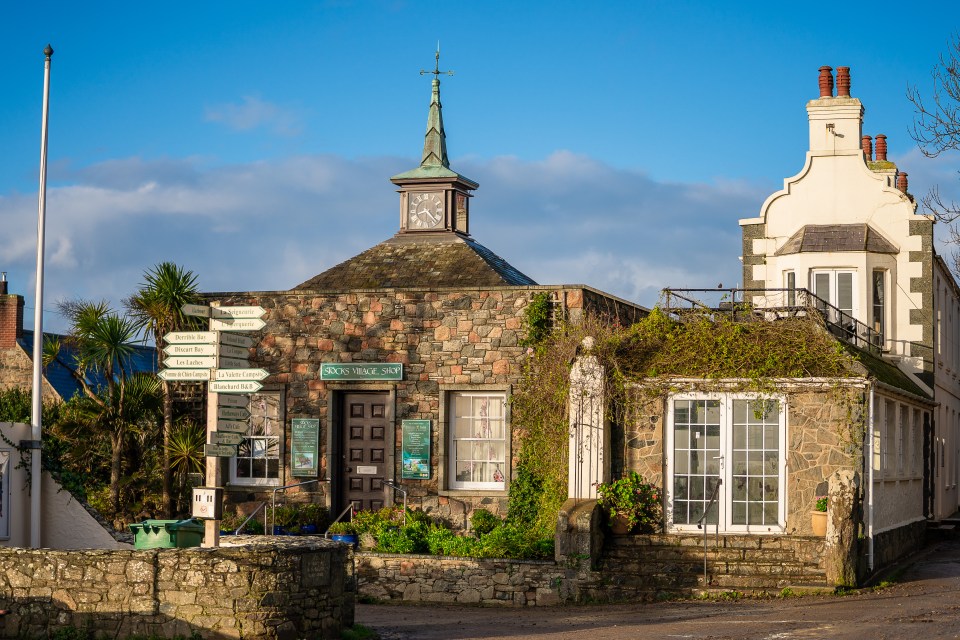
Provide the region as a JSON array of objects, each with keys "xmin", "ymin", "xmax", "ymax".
[
  {"xmin": 356, "ymin": 552, "xmax": 571, "ymax": 606},
  {"xmin": 0, "ymin": 537, "xmax": 354, "ymax": 639}
]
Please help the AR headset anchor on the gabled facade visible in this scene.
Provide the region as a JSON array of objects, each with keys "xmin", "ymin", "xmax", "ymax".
[{"xmin": 739, "ymin": 65, "xmax": 960, "ymax": 520}]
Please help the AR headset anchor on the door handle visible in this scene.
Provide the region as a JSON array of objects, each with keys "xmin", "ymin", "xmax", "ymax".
[{"xmin": 346, "ymin": 466, "xmax": 353, "ymax": 473}]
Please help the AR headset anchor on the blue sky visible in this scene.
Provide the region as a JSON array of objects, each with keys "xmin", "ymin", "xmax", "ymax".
[{"xmin": 2, "ymin": 1, "xmax": 960, "ymax": 333}]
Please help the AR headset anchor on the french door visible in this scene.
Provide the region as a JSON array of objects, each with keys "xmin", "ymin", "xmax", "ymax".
[{"xmin": 667, "ymin": 395, "xmax": 785, "ymax": 533}]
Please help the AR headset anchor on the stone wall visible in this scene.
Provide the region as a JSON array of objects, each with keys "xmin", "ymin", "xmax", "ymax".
[
  {"xmin": 357, "ymin": 552, "xmax": 569, "ymax": 606},
  {"xmin": 0, "ymin": 537, "xmax": 354, "ymax": 639},
  {"xmin": 208, "ymin": 285, "xmax": 644, "ymax": 519},
  {"xmin": 0, "ymin": 345, "xmax": 58, "ymax": 399}
]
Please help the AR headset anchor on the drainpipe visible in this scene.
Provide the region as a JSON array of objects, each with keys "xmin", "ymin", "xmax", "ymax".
[{"xmin": 867, "ymin": 386, "xmax": 875, "ymax": 572}]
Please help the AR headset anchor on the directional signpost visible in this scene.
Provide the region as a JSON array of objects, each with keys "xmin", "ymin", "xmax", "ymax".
[
  {"xmin": 203, "ymin": 444, "xmax": 237, "ymax": 458},
  {"xmin": 211, "ymin": 431, "xmax": 245, "ymax": 446},
  {"xmin": 160, "ymin": 303, "xmax": 267, "ymax": 549},
  {"xmin": 158, "ymin": 369, "xmax": 211, "ymax": 381}
]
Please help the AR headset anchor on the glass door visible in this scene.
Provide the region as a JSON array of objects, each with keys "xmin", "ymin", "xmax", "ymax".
[{"xmin": 668, "ymin": 396, "xmax": 785, "ymax": 533}]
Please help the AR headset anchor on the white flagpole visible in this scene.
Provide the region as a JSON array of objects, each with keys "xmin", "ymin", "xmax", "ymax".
[{"xmin": 30, "ymin": 44, "xmax": 53, "ymax": 549}]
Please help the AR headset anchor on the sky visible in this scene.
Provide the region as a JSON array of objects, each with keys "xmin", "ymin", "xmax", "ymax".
[{"xmin": 2, "ymin": 1, "xmax": 960, "ymax": 334}]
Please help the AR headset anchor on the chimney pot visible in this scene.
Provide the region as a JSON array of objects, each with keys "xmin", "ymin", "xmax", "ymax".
[
  {"xmin": 818, "ymin": 66, "xmax": 834, "ymax": 97},
  {"xmin": 861, "ymin": 135, "xmax": 873, "ymax": 161},
  {"xmin": 897, "ymin": 171, "xmax": 909, "ymax": 193},
  {"xmin": 875, "ymin": 134, "xmax": 888, "ymax": 161},
  {"xmin": 836, "ymin": 66, "xmax": 851, "ymax": 97}
]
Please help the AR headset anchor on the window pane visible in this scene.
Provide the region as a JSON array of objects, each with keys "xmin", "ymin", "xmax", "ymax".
[{"xmin": 837, "ymin": 272, "xmax": 853, "ymax": 313}]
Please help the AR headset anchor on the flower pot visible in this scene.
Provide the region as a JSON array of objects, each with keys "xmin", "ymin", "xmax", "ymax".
[
  {"xmin": 811, "ymin": 510, "xmax": 827, "ymax": 537},
  {"xmin": 331, "ymin": 533, "xmax": 359, "ymax": 547},
  {"xmin": 300, "ymin": 524, "xmax": 318, "ymax": 535},
  {"xmin": 609, "ymin": 513, "xmax": 633, "ymax": 535}
]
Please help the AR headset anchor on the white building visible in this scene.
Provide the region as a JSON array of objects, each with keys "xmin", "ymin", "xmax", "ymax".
[{"xmin": 740, "ymin": 65, "xmax": 960, "ymax": 522}]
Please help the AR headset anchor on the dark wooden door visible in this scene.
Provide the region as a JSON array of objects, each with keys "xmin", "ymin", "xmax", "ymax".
[{"xmin": 340, "ymin": 393, "xmax": 388, "ymax": 512}]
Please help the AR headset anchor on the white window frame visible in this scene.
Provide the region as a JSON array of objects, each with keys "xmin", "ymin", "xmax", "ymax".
[
  {"xmin": 229, "ymin": 390, "xmax": 284, "ymax": 487},
  {"xmin": 447, "ymin": 391, "xmax": 508, "ymax": 492},
  {"xmin": 811, "ymin": 269, "xmax": 857, "ymax": 321},
  {"xmin": 666, "ymin": 392, "xmax": 787, "ymax": 534}
]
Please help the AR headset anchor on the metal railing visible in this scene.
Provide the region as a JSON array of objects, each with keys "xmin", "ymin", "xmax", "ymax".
[
  {"xmin": 662, "ymin": 288, "xmax": 885, "ymax": 355},
  {"xmin": 269, "ymin": 479, "xmax": 320, "ymax": 535},
  {"xmin": 324, "ymin": 503, "xmax": 356, "ymax": 538},
  {"xmin": 696, "ymin": 478, "xmax": 723, "ymax": 587},
  {"xmin": 231, "ymin": 501, "xmax": 267, "ymax": 535},
  {"xmin": 382, "ymin": 479, "xmax": 408, "ymax": 525}
]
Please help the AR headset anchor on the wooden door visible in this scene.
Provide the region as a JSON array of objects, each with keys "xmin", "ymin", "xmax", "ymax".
[{"xmin": 340, "ymin": 393, "xmax": 388, "ymax": 512}]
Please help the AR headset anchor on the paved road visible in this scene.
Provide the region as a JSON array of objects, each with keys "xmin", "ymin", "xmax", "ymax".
[{"xmin": 357, "ymin": 539, "xmax": 960, "ymax": 639}]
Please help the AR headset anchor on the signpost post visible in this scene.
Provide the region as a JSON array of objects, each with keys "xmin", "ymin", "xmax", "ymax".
[{"xmin": 159, "ymin": 302, "xmax": 267, "ymax": 548}]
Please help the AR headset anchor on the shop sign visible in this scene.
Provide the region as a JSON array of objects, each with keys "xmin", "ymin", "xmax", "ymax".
[{"xmin": 319, "ymin": 363, "xmax": 403, "ymax": 381}]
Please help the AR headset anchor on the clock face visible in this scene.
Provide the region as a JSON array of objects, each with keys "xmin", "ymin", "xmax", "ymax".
[{"xmin": 408, "ymin": 192, "xmax": 445, "ymax": 229}]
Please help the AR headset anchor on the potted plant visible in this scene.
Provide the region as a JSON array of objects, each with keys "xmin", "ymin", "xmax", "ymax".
[
  {"xmin": 811, "ymin": 496, "xmax": 828, "ymax": 536},
  {"xmin": 327, "ymin": 521, "xmax": 359, "ymax": 547},
  {"xmin": 595, "ymin": 472, "xmax": 662, "ymax": 535}
]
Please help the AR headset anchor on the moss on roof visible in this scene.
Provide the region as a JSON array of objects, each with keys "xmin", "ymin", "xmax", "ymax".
[{"xmin": 294, "ymin": 232, "xmax": 536, "ymax": 291}]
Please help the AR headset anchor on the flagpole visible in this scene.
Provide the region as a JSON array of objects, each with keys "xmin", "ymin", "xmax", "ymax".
[{"xmin": 30, "ymin": 43, "xmax": 53, "ymax": 549}]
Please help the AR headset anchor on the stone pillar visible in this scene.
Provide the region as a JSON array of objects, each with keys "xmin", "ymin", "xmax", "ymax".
[
  {"xmin": 568, "ymin": 337, "xmax": 609, "ymax": 499},
  {"xmin": 824, "ymin": 469, "xmax": 861, "ymax": 587},
  {"xmin": 555, "ymin": 498, "xmax": 603, "ymax": 570}
]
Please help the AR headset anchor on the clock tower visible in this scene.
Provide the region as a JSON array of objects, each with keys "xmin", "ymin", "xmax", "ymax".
[{"xmin": 391, "ymin": 50, "xmax": 478, "ymax": 235}]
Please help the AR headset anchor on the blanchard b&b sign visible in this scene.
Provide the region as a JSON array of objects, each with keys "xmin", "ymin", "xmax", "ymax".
[{"xmin": 319, "ymin": 363, "xmax": 403, "ymax": 381}]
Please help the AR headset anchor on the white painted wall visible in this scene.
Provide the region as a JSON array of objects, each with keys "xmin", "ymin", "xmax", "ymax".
[{"xmin": 0, "ymin": 422, "xmax": 130, "ymax": 549}]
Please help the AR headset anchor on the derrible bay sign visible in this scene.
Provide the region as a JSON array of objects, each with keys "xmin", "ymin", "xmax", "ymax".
[{"xmin": 320, "ymin": 363, "xmax": 403, "ymax": 381}]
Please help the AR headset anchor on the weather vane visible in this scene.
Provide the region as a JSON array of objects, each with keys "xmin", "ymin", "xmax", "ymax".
[{"xmin": 420, "ymin": 42, "xmax": 454, "ymax": 79}]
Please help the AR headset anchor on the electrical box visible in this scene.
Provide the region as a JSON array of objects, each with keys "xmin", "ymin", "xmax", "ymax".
[{"xmin": 192, "ymin": 487, "xmax": 223, "ymax": 520}]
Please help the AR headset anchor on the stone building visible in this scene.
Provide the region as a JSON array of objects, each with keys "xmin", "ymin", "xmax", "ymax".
[
  {"xmin": 207, "ymin": 60, "xmax": 645, "ymax": 523},
  {"xmin": 740, "ymin": 65, "xmax": 960, "ymax": 522}
]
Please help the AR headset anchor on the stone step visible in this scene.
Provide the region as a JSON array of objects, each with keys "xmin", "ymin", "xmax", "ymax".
[{"xmin": 605, "ymin": 545, "xmax": 814, "ymax": 563}]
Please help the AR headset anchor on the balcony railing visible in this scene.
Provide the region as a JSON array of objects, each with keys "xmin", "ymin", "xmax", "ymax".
[{"xmin": 661, "ymin": 288, "xmax": 885, "ymax": 356}]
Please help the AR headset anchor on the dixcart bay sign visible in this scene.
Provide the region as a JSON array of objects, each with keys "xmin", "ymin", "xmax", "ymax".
[
  {"xmin": 158, "ymin": 369, "xmax": 211, "ymax": 381},
  {"xmin": 164, "ymin": 344, "xmax": 217, "ymax": 357},
  {"xmin": 320, "ymin": 363, "xmax": 403, "ymax": 381}
]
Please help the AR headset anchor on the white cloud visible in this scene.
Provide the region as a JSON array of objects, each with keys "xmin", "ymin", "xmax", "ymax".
[
  {"xmin": 0, "ymin": 151, "xmax": 768, "ymax": 332},
  {"xmin": 204, "ymin": 96, "xmax": 303, "ymax": 136}
]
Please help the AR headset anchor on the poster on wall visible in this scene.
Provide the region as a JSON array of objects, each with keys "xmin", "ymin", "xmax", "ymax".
[
  {"xmin": 0, "ymin": 450, "xmax": 8, "ymax": 539},
  {"xmin": 401, "ymin": 419, "xmax": 431, "ymax": 480},
  {"xmin": 291, "ymin": 419, "xmax": 320, "ymax": 477}
]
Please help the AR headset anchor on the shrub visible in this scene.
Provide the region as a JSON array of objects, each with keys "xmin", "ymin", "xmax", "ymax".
[
  {"xmin": 595, "ymin": 471, "xmax": 662, "ymax": 533},
  {"xmin": 470, "ymin": 509, "xmax": 501, "ymax": 535}
]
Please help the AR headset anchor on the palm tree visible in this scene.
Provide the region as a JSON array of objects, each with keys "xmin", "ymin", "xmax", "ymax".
[
  {"xmin": 125, "ymin": 262, "xmax": 202, "ymax": 517},
  {"xmin": 52, "ymin": 300, "xmax": 161, "ymax": 513}
]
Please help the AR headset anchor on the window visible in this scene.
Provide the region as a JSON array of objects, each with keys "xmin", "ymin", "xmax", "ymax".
[
  {"xmin": 668, "ymin": 394, "xmax": 784, "ymax": 532},
  {"xmin": 230, "ymin": 391, "xmax": 283, "ymax": 486},
  {"xmin": 872, "ymin": 270, "xmax": 885, "ymax": 341},
  {"xmin": 898, "ymin": 404, "xmax": 906, "ymax": 475},
  {"xmin": 812, "ymin": 270, "xmax": 856, "ymax": 323},
  {"xmin": 448, "ymin": 392, "xmax": 507, "ymax": 491},
  {"xmin": 784, "ymin": 271, "xmax": 796, "ymax": 307}
]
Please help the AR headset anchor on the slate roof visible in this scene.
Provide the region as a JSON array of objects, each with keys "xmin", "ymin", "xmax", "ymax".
[
  {"xmin": 19, "ymin": 330, "xmax": 157, "ymax": 401},
  {"xmin": 775, "ymin": 224, "xmax": 898, "ymax": 256},
  {"xmin": 295, "ymin": 232, "xmax": 537, "ymax": 291}
]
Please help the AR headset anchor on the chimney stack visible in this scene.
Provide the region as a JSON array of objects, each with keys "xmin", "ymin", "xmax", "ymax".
[
  {"xmin": 897, "ymin": 172, "xmax": 909, "ymax": 194},
  {"xmin": 0, "ymin": 276, "xmax": 24, "ymax": 350},
  {"xmin": 836, "ymin": 66, "xmax": 851, "ymax": 97},
  {"xmin": 875, "ymin": 134, "xmax": 888, "ymax": 161},
  {"xmin": 818, "ymin": 66, "xmax": 834, "ymax": 97},
  {"xmin": 861, "ymin": 135, "xmax": 873, "ymax": 160}
]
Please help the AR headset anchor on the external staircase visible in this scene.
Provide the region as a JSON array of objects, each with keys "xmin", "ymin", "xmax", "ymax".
[{"xmin": 593, "ymin": 533, "xmax": 829, "ymax": 600}]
